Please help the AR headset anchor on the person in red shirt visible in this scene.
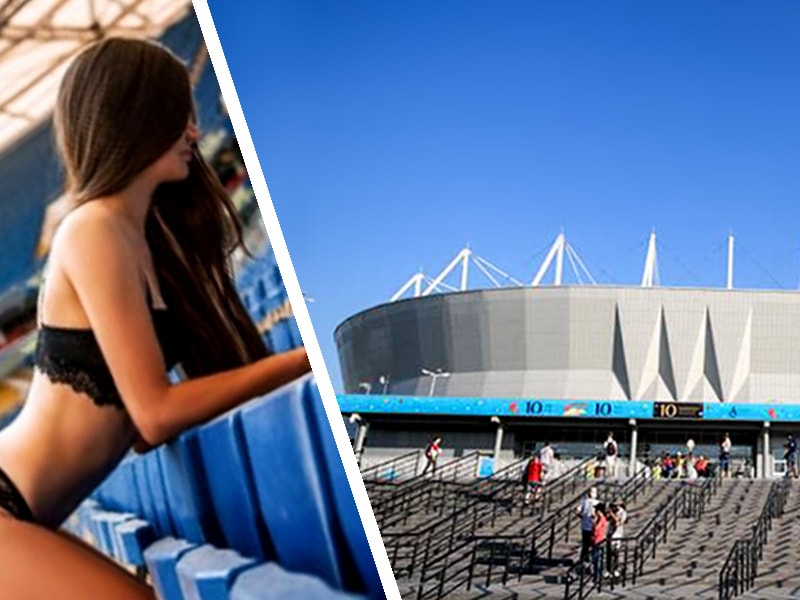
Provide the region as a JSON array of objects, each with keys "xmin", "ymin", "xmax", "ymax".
[
  {"xmin": 523, "ymin": 454, "xmax": 544, "ymax": 505},
  {"xmin": 592, "ymin": 503, "xmax": 609, "ymax": 582},
  {"xmin": 695, "ymin": 455, "xmax": 708, "ymax": 478},
  {"xmin": 422, "ymin": 436, "xmax": 443, "ymax": 476}
]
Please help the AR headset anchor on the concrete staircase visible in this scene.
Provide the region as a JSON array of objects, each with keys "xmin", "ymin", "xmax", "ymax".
[
  {"xmin": 395, "ymin": 477, "xmax": 800, "ymax": 600},
  {"xmin": 734, "ymin": 479, "xmax": 800, "ymax": 599},
  {"xmin": 463, "ymin": 480, "xmax": 677, "ymax": 600},
  {"xmin": 620, "ymin": 478, "xmax": 773, "ymax": 599}
]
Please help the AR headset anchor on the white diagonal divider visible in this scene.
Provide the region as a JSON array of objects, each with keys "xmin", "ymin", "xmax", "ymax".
[{"xmin": 191, "ymin": 2, "xmax": 400, "ymax": 598}]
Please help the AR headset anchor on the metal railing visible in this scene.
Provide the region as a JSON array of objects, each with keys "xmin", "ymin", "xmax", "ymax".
[
  {"xmin": 373, "ymin": 452, "xmax": 482, "ymax": 529},
  {"xmin": 564, "ymin": 472, "xmax": 722, "ymax": 600},
  {"xmin": 615, "ymin": 474, "xmax": 719, "ymax": 587},
  {"xmin": 360, "ymin": 450, "xmax": 421, "ymax": 483},
  {"xmin": 411, "ymin": 457, "xmax": 596, "ymax": 599},
  {"xmin": 718, "ymin": 478, "xmax": 791, "ymax": 600},
  {"xmin": 383, "ymin": 457, "xmax": 528, "ymax": 579}
]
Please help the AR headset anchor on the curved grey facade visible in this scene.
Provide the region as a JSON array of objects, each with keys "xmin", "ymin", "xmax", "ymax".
[{"xmin": 335, "ymin": 286, "xmax": 800, "ymax": 404}]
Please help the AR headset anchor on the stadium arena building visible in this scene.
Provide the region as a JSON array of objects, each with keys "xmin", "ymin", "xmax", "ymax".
[{"xmin": 337, "ymin": 233, "xmax": 800, "ymax": 479}]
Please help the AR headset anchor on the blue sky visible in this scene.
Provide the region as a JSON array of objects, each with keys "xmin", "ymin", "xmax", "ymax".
[{"xmin": 209, "ymin": 1, "xmax": 800, "ymax": 391}]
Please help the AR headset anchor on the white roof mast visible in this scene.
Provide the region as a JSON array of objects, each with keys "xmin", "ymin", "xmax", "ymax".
[
  {"xmin": 641, "ymin": 230, "xmax": 659, "ymax": 288},
  {"xmin": 727, "ymin": 231, "xmax": 735, "ymax": 290}
]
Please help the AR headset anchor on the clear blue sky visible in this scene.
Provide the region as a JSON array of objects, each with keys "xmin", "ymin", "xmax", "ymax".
[{"xmin": 208, "ymin": 1, "xmax": 800, "ymax": 391}]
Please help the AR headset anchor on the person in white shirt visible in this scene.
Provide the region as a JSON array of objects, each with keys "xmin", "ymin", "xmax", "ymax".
[
  {"xmin": 720, "ymin": 433, "xmax": 732, "ymax": 478},
  {"xmin": 609, "ymin": 500, "xmax": 627, "ymax": 578},
  {"xmin": 576, "ymin": 487, "xmax": 598, "ymax": 563},
  {"xmin": 604, "ymin": 433, "xmax": 618, "ymax": 479},
  {"xmin": 539, "ymin": 441, "xmax": 555, "ymax": 480}
]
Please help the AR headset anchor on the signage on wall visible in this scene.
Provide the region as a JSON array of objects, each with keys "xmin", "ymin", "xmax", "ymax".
[
  {"xmin": 337, "ymin": 394, "xmax": 800, "ymax": 423},
  {"xmin": 652, "ymin": 402, "xmax": 704, "ymax": 420}
]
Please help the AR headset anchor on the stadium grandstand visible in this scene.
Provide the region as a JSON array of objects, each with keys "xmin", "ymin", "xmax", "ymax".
[
  {"xmin": 339, "ymin": 232, "xmax": 800, "ymax": 598},
  {"xmin": 0, "ymin": 2, "xmax": 383, "ymax": 599}
]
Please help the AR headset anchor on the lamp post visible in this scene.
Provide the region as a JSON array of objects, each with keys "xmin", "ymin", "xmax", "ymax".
[
  {"xmin": 349, "ymin": 413, "xmax": 368, "ymax": 466},
  {"xmin": 491, "ymin": 416, "xmax": 503, "ymax": 462},
  {"xmin": 420, "ymin": 368, "xmax": 450, "ymax": 397},
  {"xmin": 378, "ymin": 375, "xmax": 390, "ymax": 395}
]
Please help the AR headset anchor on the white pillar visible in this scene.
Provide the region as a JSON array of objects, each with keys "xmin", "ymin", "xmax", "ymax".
[
  {"xmin": 762, "ymin": 422, "xmax": 770, "ymax": 479},
  {"xmin": 629, "ymin": 419, "xmax": 638, "ymax": 477},
  {"xmin": 493, "ymin": 421, "xmax": 504, "ymax": 460},
  {"xmin": 354, "ymin": 421, "xmax": 369, "ymax": 465}
]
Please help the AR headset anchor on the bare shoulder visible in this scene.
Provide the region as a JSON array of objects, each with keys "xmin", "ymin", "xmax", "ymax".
[{"xmin": 52, "ymin": 202, "xmax": 134, "ymax": 267}]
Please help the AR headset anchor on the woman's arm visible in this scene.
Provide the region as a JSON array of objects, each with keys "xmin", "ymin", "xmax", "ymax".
[
  {"xmin": 56, "ymin": 206, "xmax": 311, "ymax": 447},
  {"xmin": 137, "ymin": 348, "xmax": 310, "ymax": 446}
]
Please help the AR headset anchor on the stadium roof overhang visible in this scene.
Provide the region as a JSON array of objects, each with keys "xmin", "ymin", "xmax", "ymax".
[{"xmin": 0, "ymin": 0, "xmax": 192, "ymax": 155}]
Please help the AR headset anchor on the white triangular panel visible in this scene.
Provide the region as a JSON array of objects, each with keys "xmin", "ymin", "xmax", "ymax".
[
  {"xmin": 704, "ymin": 378, "xmax": 723, "ymax": 402},
  {"xmin": 682, "ymin": 312, "xmax": 706, "ymax": 399},
  {"xmin": 687, "ymin": 378, "xmax": 705, "ymax": 401},
  {"xmin": 609, "ymin": 376, "xmax": 628, "ymax": 401},
  {"xmin": 728, "ymin": 308, "xmax": 752, "ymax": 402},
  {"xmin": 636, "ymin": 315, "xmax": 661, "ymax": 399},
  {"xmin": 640, "ymin": 379, "xmax": 660, "ymax": 401}
]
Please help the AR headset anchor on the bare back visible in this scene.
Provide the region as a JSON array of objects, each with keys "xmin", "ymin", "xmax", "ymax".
[{"xmin": 0, "ymin": 201, "xmax": 165, "ymax": 528}]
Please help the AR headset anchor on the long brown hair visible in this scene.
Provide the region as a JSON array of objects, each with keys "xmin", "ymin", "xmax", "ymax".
[{"xmin": 53, "ymin": 37, "xmax": 269, "ymax": 376}]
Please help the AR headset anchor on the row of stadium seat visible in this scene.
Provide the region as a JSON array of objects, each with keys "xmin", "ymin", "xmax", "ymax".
[
  {"xmin": 69, "ymin": 374, "xmax": 382, "ymax": 599},
  {"xmin": 237, "ymin": 247, "xmax": 303, "ymax": 353}
]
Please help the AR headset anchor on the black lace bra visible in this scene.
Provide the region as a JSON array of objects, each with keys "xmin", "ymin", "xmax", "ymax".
[{"xmin": 33, "ymin": 307, "xmax": 181, "ymax": 410}]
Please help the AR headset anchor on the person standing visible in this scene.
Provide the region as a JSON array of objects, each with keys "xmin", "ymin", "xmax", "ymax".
[
  {"xmin": 604, "ymin": 433, "xmax": 618, "ymax": 480},
  {"xmin": 785, "ymin": 434, "xmax": 798, "ymax": 479},
  {"xmin": 422, "ymin": 436, "xmax": 443, "ymax": 476},
  {"xmin": 608, "ymin": 500, "xmax": 627, "ymax": 578},
  {"xmin": 720, "ymin": 433, "xmax": 732, "ymax": 478},
  {"xmin": 539, "ymin": 441, "xmax": 555, "ymax": 480},
  {"xmin": 523, "ymin": 453, "xmax": 544, "ymax": 505},
  {"xmin": 591, "ymin": 503, "xmax": 609, "ymax": 582},
  {"xmin": 576, "ymin": 487, "xmax": 598, "ymax": 564}
]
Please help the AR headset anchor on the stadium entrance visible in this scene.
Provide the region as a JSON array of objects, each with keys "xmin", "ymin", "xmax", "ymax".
[{"xmin": 341, "ymin": 396, "xmax": 783, "ymax": 478}]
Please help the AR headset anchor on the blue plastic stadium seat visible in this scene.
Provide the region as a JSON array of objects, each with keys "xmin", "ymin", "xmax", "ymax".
[
  {"xmin": 115, "ymin": 518, "xmax": 156, "ymax": 567},
  {"xmin": 90, "ymin": 510, "xmax": 135, "ymax": 558},
  {"xmin": 267, "ymin": 322, "xmax": 293, "ymax": 354},
  {"xmin": 305, "ymin": 380, "xmax": 385, "ymax": 599},
  {"xmin": 144, "ymin": 537, "xmax": 198, "ymax": 600},
  {"xmin": 230, "ymin": 563, "xmax": 368, "ymax": 600},
  {"xmin": 74, "ymin": 499, "xmax": 100, "ymax": 540},
  {"xmin": 287, "ymin": 317, "xmax": 303, "ymax": 348},
  {"xmin": 144, "ymin": 451, "xmax": 176, "ymax": 538},
  {"xmin": 195, "ymin": 412, "xmax": 271, "ymax": 561},
  {"xmin": 158, "ymin": 432, "xmax": 221, "ymax": 545},
  {"xmin": 239, "ymin": 375, "xmax": 344, "ymax": 589},
  {"xmin": 132, "ymin": 458, "xmax": 158, "ymax": 529},
  {"xmin": 96, "ymin": 459, "xmax": 140, "ymax": 516},
  {"xmin": 176, "ymin": 545, "xmax": 256, "ymax": 600}
]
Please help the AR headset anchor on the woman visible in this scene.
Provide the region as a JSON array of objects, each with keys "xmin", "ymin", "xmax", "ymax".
[
  {"xmin": 0, "ymin": 38, "xmax": 311, "ymax": 598},
  {"xmin": 422, "ymin": 436, "xmax": 442, "ymax": 475}
]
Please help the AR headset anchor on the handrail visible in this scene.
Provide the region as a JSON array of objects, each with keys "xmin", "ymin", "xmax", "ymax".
[
  {"xmin": 718, "ymin": 478, "xmax": 790, "ymax": 600},
  {"xmin": 360, "ymin": 449, "xmax": 421, "ymax": 482},
  {"xmin": 387, "ymin": 456, "xmax": 588, "ymax": 577},
  {"xmin": 373, "ymin": 452, "xmax": 482, "ymax": 529},
  {"xmin": 499, "ymin": 456, "xmax": 597, "ymax": 519},
  {"xmin": 370, "ymin": 451, "xmax": 478, "ymax": 505},
  {"xmin": 570, "ymin": 472, "xmax": 721, "ymax": 598},
  {"xmin": 468, "ymin": 482, "xmax": 597, "ymax": 592},
  {"xmin": 409, "ymin": 457, "xmax": 598, "ymax": 598}
]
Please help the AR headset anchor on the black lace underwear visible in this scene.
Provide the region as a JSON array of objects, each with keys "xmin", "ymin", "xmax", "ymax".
[
  {"xmin": 34, "ymin": 308, "xmax": 180, "ymax": 409},
  {"xmin": 0, "ymin": 465, "xmax": 34, "ymax": 522}
]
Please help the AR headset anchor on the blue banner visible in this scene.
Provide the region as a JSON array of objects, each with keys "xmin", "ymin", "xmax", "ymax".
[{"xmin": 337, "ymin": 394, "xmax": 800, "ymax": 423}]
